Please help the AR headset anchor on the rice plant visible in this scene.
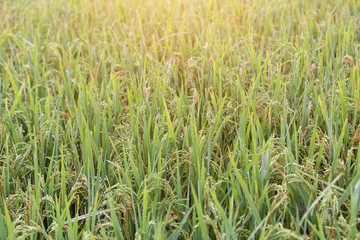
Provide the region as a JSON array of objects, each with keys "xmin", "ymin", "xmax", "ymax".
[{"xmin": 0, "ymin": 0, "xmax": 360, "ymax": 239}]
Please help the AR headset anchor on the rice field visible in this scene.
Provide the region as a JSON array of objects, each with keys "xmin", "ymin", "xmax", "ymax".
[{"xmin": 0, "ymin": 0, "xmax": 360, "ymax": 239}]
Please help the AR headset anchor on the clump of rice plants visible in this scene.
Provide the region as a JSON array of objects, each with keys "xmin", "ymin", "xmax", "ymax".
[{"xmin": 0, "ymin": 0, "xmax": 360, "ymax": 239}]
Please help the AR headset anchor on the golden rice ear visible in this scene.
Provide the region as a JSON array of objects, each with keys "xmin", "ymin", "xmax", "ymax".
[{"xmin": 343, "ymin": 55, "xmax": 354, "ymax": 65}]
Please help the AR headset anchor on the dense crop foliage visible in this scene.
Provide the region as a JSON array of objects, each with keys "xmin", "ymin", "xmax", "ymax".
[{"xmin": 1, "ymin": 0, "xmax": 360, "ymax": 239}]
